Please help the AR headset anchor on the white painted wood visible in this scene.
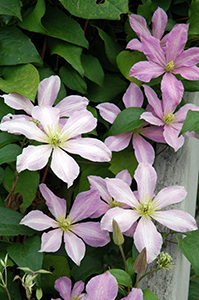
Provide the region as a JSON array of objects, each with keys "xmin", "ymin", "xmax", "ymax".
[{"xmin": 138, "ymin": 92, "xmax": 199, "ymax": 300}]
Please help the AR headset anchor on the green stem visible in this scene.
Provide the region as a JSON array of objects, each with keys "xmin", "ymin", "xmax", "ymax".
[
  {"xmin": 138, "ymin": 267, "xmax": 161, "ymax": 282},
  {"xmin": 119, "ymin": 245, "xmax": 130, "ymax": 294}
]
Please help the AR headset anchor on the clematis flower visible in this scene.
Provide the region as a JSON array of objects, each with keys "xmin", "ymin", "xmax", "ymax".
[
  {"xmin": 2, "ymin": 75, "xmax": 89, "ymax": 119},
  {"xmin": 52, "ymin": 276, "xmax": 85, "ymax": 300},
  {"xmin": 101, "ymin": 163, "xmax": 197, "ymax": 263},
  {"xmin": 141, "ymin": 85, "xmax": 199, "ymax": 151},
  {"xmin": 20, "ymin": 184, "xmax": 110, "ymax": 266},
  {"xmin": 97, "ymin": 83, "xmax": 165, "ymax": 164},
  {"xmin": 0, "ymin": 106, "xmax": 111, "ymax": 187},
  {"xmin": 127, "ymin": 7, "xmax": 168, "ymax": 52},
  {"xmin": 129, "ymin": 23, "xmax": 199, "ymax": 104}
]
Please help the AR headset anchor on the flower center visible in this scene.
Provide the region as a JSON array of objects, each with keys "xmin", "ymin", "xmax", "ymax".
[
  {"xmin": 55, "ymin": 215, "xmax": 73, "ymax": 232},
  {"xmin": 163, "ymin": 112, "xmax": 175, "ymax": 125},
  {"xmin": 109, "ymin": 197, "xmax": 124, "ymax": 208},
  {"xmin": 165, "ymin": 60, "xmax": 175, "ymax": 72},
  {"xmin": 45, "ymin": 125, "xmax": 70, "ymax": 148},
  {"xmin": 135, "ymin": 195, "xmax": 159, "ymax": 219}
]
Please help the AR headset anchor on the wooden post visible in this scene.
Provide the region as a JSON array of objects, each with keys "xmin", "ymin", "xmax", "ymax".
[{"xmin": 138, "ymin": 92, "xmax": 199, "ymax": 300}]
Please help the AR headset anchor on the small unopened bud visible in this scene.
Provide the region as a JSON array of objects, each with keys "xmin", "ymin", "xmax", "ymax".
[
  {"xmin": 112, "ymin": 219, "xmax": 124, "ymax": 246},
  {"xmin": 134, "ymin": 247, "xmax": 147, "ymax": 275},
  {"xmin": 36, "ymin": 288, "xmax": 43, "ymax": 300},
  {"xmin": 157, "ymin": 252, "xmax": 174, "ymax": 270}
]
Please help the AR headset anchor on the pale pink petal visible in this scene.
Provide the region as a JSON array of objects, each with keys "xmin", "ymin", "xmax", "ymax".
[
  {"xmin": 106, "ymin": 178, "xmax": 138, "ymax": 207},
  {"xmin": 37, "ymin": 75, "xmax": 61, "ymax": 106},
  {"xmin": 152, "ymin": 7, "xmax": 167, "ymax": 40},
  {"xmin": 64, "ymin": 137, "xmax": 112, "ymax": 162},
  {"xmin": 155, "ymin": 186, "xmax": 187, "ymax": 209},
  {"xmin": 140, "ymin": 112, "xmax": 164, "ymax": 126},
  {"xmin": 141, "ymin": 126, "xmax": 166, "ymax": 143},
  {"xmin": 153, "ymin": 210, "xmax": 197, "ymax": 232},
  {"xmin": 69, "ymin": 189, "xmax": 100, "ymax": 222},
  {"xmin": 101, "ymin": 207, "xmax": 139, "ymax": 233},
  {"xmin": 129, "ymin": 61, "xmax": 164, "ymax": 82},
  {"xmin": 56, "ymin": 95, "xmax": 89, "ymax": 117},
  {"xmin": 134, "ymin": 218, "xmax": 162, "ymax": 263},
  {"xmin": 1, "ymin": 113, "xmax": 31, "ymax": 123},
  {"xmin": 105, "ymin": 132, "xmax": 132, "ymax": 152},
  {"xmin": 31, "ymin": 106, "xmax": 60, "ymax": 132},
  {"xmin": 39, "ymin": 183, "xmax": 66, "ymax": 219},
  {"xmin": 116, "ymin": 169, "xmax": 132, "ymax": 186},
  {"xmin": 64, "ymin": 231, "xmax": 85, "ymax": 265},
  {"xmin": 40, "ymin": 229, "xmax": 63, "ymax": 252},
  {"xmin": 121, "ymin": 288, "xmax": 143, "ymax": 300},
  {"xmin": 129, "ymin": 14, "xmax": 150, "ymax": 39},
  {"xmin": 17, "ymin": 145, "xmax": 52, "ymax": 173},
  {"xmin": 50, "ymin": 147, "xmax": 79, "ymax": 187},
  {"xmin": 72, "ymin": 222, "xmax": 110, "ymax": 247},
  {"xmin": 175, "ymin": 48, "xmax": 199, "ymax": 67},
  {"xmin": 163, "ymin": 125, "xmax": 184, "ymax": 151},
  {"xmin": 90, "ymin": 200, "xmax": 110, "ymax": 218},
  {"xmin": 173, "ymin": 65, "xmax": 199, "ymax": 81},
  {"xmin": 123, "ymin": 83, "xmax": 144, "ymax": 108},
  {"xmin": 54, "ymin": 277, "xmax": 72, "ymax": 300},
  {"xmin": 132, "ymin": 133, "xmax": 155, "ymax": 164},
  {"xmin": 143, "ymin": 85, "xmax": 163, "ymax": 118},
  {"xmin": 20, "ymin": 210, "xmax": 57, "ymax": 230},
  {"xmin": 161, "ymin": 72, "xmax": 184, "ymax": 105},
  {"xmin": 0, "ymin": 118, "xmax": 45, "ymax": 142},
  {"xmin": 3, "ymin": 93, "xmax": 34, "ymax": 114},
  {"xmin": 141, "ymin": 35, "xmax": 166, "ymax": 66},
  {"xmin": 134, "ymin": 163, "xmax": 157, "ymax": 201},
  {"xmin": 88, "ymin": 175, "xmax": 110, "ymax": 203},
  {"xmin": 62, "ymin": 111, "xmax": 97, "ymax": 137},
  {"xmin": 72, "ymin": 281, "xmax": 84, "ymax": 298},
  {"xmin": 174, "ymin": 103, "xmax": 198, "ymax": 122},
  {"xmin": 126, "ymin": 39, "xmax": 143, "ymax": 52},
  {"xmin": 96, "ymin": 103, "xmax": 120, "ymax": 124},
  {"xmin": 83, "ymin": 272, "xmax": 118, "ymax": 300},
  {"xmin": 123, "ymin": 221, "xmax": 137, "ymax": 237}
]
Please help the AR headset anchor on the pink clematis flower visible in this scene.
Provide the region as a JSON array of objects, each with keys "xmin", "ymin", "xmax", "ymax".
[
  {"xmin": 20, "ymin": 184, "xmax": 110, "ymax": 266},
  {"xmin": 127, "ymin": 7, "xmax": 168, "ymax": 52},
  {"xmin": 129, "ymin": 23, "xmax": 199, "ymax": 104},
  {"xmin": 2, "ymin": 75, "xmax": 89, "ymax": 119},
  {"xmin": 51, "ymin": 276, "xmax": 85, "ymax": 300},
  {"xmin": 0, "ymin": 106, "xmax": 111, "ymax": 187},
  {"xmin": 97, "ymin": 83, "xmax": 165, "ymax": 164},
  {"xmin": 141, "ymin": 85, "xmax": 199, "ymax": 151},
  {"xmin": 101, "ymin": 163, "xmax": 197, "ymax": 263}
]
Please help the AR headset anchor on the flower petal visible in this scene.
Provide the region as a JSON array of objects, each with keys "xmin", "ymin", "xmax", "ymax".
[
  {"xmin": 152, "ymin": 7, "xmax": 167, "ymax": 40},
  {"xmin": 20, "ymin": 210, "xmax": 57, "ymax": 230},
  {"xmin": 155, "ymin": 186, "xmax": 187, "ymax": 209},
  {"xmin": 116, "ymin": 169, "xmax": 132, "ymax": 186},
  {"xmin": 161, "ymin": 72, "xmax": 184, "ymax": 105},
  {"xmin": 174, "ymin": 65, "xmax": 199, "ymax": 81},
  {"xmin": 123, "ymin": 83, "xmax": 144, "ymax": 108},
  {"xmin": 17, "ymin": 145, "xmax": 52, "ymax": 173},
  {"xmin": 140, "ymin": 112, "xmax": 164, "ymax": 126},
  {"xmin": 121, "ymin": 288, "xmax": 143, "ymax": 300},
  {"xmin": 143, "ymin": 85, "xmax": 163, "ymax": 119},
  {"xmin": 39, "ymin": 183, "xmax": 66, "ymax": 219},
  {"xmin": 141, "ymin": 126, "xmax": 165, "ymax": 143},
  {"xmin": 96, "ymin": 103, "xmax": 121, "ymax": 124},
  {"xmin": 129, "ymin": 14, "xmax": 150, "ymax": 39},
  {"xmin": 134, "ymin": 218, "xmax": 162, "ymax": 263},
  {"xmin": 105, "ymin": 132, "xmax": 132, "ymax": 152},
  {"xmin": 72, "ymin": 281, "xmax": 85, "ymax": 298},
  {"xmin": 64, "ymin": 231, "xmax": 85, "ymax": 265},
  {"xmin": 37, "ymin": 75, "xmax": 61, "ymax": 106},
  {"xmin": 132, "ymin": 133, "xmax": 155, "ymax": 164},
  {"xmin": 88, "ymin": 175, "xmax": 110, "ymax": 203},
  {"xmin": 163, "ymin": 125, "xmax": 184, "ymax": 151},
  {"xmin": 32, "ymin": 106, "xmax": 60, "ymax": 132},
  {"xmin": 3, "ymin": 93, "xmax": 34, "ymax": 114},
  {"xmin": 54, "ymin": 276, "xmax": 72, "ymax": 300},
  {"xmin": 126, "ymin": 38, "xmax": 143, "ymax": 52},
  {"xmin": 141, "ymin": 35, "xmax": 166, "ymax": 66},
  {"xmin": 153, "ymin": 210, "xmax": 197, "ymax": 232},
  {"xmin": 72, "ymin": 222, "xmax": 110, "ymax": 247},
  {"xmin": 175, "ymin": 47, "xmax": 199, "ymax": 67},
  {"xmin": 129, "ymin": 61, "xmax": 164, "ymax": 82},
  {"xmin": 56, "ymin": 95, "xmax": 89, "ymax": 117},
  {"xmin": 40, "ymin": 229, "xmax": 63, "ymax": 252}
]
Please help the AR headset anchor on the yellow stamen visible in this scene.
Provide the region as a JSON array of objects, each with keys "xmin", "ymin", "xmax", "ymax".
[
  {"xmin": 135, "ymin": 195, "xmax": 159, "ymax": 220},
  {"xmin": 163, "ymin": 112, "xmax": 175, "ymax": 125},
  {"xmin": 165, "ymin": 60, "xmax": 175, "ymax": 72},
  {"xmin": 55, "ymin": 215, "xmax": 74, "ymax": 232}
]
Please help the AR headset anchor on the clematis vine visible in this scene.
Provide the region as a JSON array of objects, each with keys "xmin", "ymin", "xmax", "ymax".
[
  {"xmin": 129, "ymin": 21, "xmax": 199, "ymax": 104},
  {"xmin": 141, "ymin": 85, "xmax": 199, "ymax": 151},
  {"xmin": 0, "ymin": 106, "xmax": 111, "ymax": 187},
  {"xmin": 52, "ymin": 276, "xmax": 85, "ymax": 300},
  {"xmin": 97, "ymin": 83, "xmax": 165, "ymax": 164},
  {"xmin": 101, "ymin": 163, "xmax": 197, "ymax": 263},
  {"xmin": 20, "ymin": 184, "xmax": 110, "ymax": 266}
]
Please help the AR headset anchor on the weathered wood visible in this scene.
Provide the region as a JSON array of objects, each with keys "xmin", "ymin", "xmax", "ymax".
[{"xmin": 138, "ymin": 92, "xmax": 199, "ymax": 300}]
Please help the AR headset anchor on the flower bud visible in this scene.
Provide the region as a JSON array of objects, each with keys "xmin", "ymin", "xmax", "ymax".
[
  {"xmin": 134, "ymin": 247, "xmax": 147, "ymax": 275},
  {"xmin": 112, "ymin": 219, "xmax": 124, "ymax": 246}
]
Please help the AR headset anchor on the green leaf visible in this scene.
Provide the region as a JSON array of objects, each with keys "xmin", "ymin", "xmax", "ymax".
[
  {"xmin": 59, "ymin": 65, "xmax": 87, "ymax": 94},
  {"xmin": 0, "ymin": 27, "xmax": 43, "ymax": 66},
  {"xmin": 41, "ymin": 254, "xmax": 70, "ymax": 294},
  {"xmin": 117, "ymin": 50, "xmax": 146, "ymax": 85},
  {"xmin": 7, "ymin": 236, "xmax": 43, "ymax": 286},
  {"xmin": 177, "ymin": 230, "xmax": 199, "ymax": 278},
  {"xmin": 183, "ymin": 79, "xmax": 199, "ymax": 92},
  {"xmin": 180, "ymin": 110, "xmax": 199, "ymax": 136},
  {"xmin": 109, "ymin": 147, "xmax": 138, "ymax": 177},
  {"xmin": 0, "ymin": 132, "xmax": 19, "ymax": 148},
  {"xmin": 42, "ymin": 6, "xmax": 89, "ymax": 49},
  {"xmin": 0, "ymin": 168, "xmax": 5, "ymax": 184},
  {"xmin": 0, "ymin": 64, "xmax": 40, "ymax": 102},
  {"xmin": 59, "ymin": 0, "xmax": 129, "ymax": 20},
  {"xmin": 18, "ymin": 0, "xmax": 47, "ymax": 34},
  {"xmin": 108, "ymin": 269, "xmax": 132, "ymax": 288},
  {"xmin": 0, "ymin": 144, "xmax": 21, "ymax": 164},
  {"xmin": 143, "ymin": 289, "xmax": 159, "ymax": 300},
  {"xmin": 81, "ymin": 54, "xmax": 104, "ymax": 86},
  {"xmin": 137, "ymin": 1, "xmax": 153, "ymax": 23},
  {"xmin": 0, "ymin": 207, "xmax": 35, "ymax": 236},
  {"xmin": 188, "ymin": 1, "xmax": 199, "ymax": 35},
  {"xmin": 189, "ymin": 279, "xmax": 199, "ymax": 300},
  {"xmin": 107, "ymin": 107, "xmax": 146, "ymax": 136},
  {"xmin": 95, "ymin": 26, "xmax": 124, "ymax": 67},
  {"xmin": 126, "ymin": 257, "xmax": 135, "ymax": 277},
  {"xmin": 151, "ymin": 0, "xmax": 172, "ymax": 11},
  {"xmin": 48, "ymin": 38, "xmax": 84, "ymax": 76},
  {"xmin": 87, "ymin": 73, "xmax": 128, "ymax": 103},
  {"xmin": 0, "ymin": 0, "xmax": 22, "ymax": 21}
]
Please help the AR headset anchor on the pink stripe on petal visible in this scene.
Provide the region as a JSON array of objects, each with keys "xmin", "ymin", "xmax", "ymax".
[
  {"xmin": 123, "ymin": 83, "xmax": 144, "ymax": 108},
  {"xmin": 121, "ymin": 288, "xmax": 143, "ymax": 300},
  {"xmin": 64, "ymin": 231, "xmax": 85, "ymax": 265},
  {"xmin": 56, "ymin": 95, "xmax": 89, "ymax": 117},
  {"xmin": 163, "ymin": 125, "xmax": 184, "ymax": 151},
  {"xmin": 141, "ymin": 35, "xmax": 166, "ymax": 66},
  {"xmin": 3, "ymin": 93, "xmax": 34, "ymax": 114},
  {"xmin": 175, "ymin": 48, "xmax": 199, "ymax": 67},
  {"xmin": 141, "ymin": 112, "xmax": 164, "ymax": 126},
  {"xmin": 105, "ymin": 132, "xmax": 132, "ymax": 152},
  {"xmin": 37, "ymin": 75, "xmax": 61, "ymax": 106},
  {"xmin": 129, "ymin": 61, "xmax": 164, "ymax": 82},
  {"xmin": 134, "ymin": 218, "xmax": 162, "ymax": 263},
  {"xmin": 174, "ymin": 103, "xmax": 198, "ymax": 122},
  {"xmin": 155, "ymin": 186, "xmax": 187, "ymax": 209},
  {"xmin": 126, "ymin": 39, "xmax": 143, "ymax": 52},
  {"xmin": 129, "ymin": 14, "xmax": 150, "ymax": 38},
  {"xmin": 72, "ymin": 281, "xmax": 84, "ymax": 298},
  {"xmin": 141, "ymin": 126, "xmax": 166, "ymax": 143},
  {"xmin": 96, "ymin": 102, "xmax": 121, "ymax": 124},
  {"xmin": 116, "ymin": 169, "xmax": 132, "ymax": 186},
  {"xmin": 88, "ymin": 175, "xmax": 110, "ymax": 203},
  {"xmin": 40, "ymin": 229, "xmax": 63, "ymax": 252},
  {"xmin": 39, "ymin": 183, "xmax": 66, "ymax": 219},
  {"xmin": 32, "ymin": 106, "xmax": 60, "ymax": 132},
  {"xmin": 20, "ymin": 210, "xmax": 57, "ymax": 230},
  {"xmin": 161, "ymin": 72, "xmax": 184, "ymax": 105},
  {"xmin": 152, "ymin": 7, "xmax": 167, "ymax": 40},
  {"xmin": 54, "ymin": 277, "xmax": 72, "ymax": 300},
  {"xmin": 143, "ymin": 85, "xmax": 163, "ymax": 118},
  {"xmin": 133, "ymin": 133, "xmax": 155, "ymax": 164},
  {"xmin": 174, "ymin": 65, "xmax": 199, "ymax": 81}
]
